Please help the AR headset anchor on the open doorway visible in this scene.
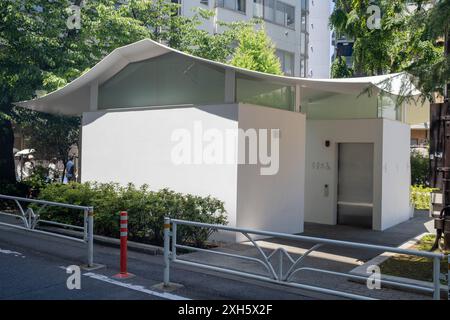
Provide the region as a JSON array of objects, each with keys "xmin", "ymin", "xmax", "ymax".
[{"xmin": 337, "ymin": 143, "xmax": 374, "ymax": 229}]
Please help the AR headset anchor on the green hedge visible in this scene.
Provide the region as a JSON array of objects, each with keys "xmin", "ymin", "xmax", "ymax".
[
  {"xmin": 411, "ymin": 150, "xmax": 429, "ymax": 186},
  {"xmin": 35, "ymin": 182, "xmax": 227, "ymax": 247},
  {"xmin": 410, "ymin": 185, "xmax": 436, "ymax": 210}
]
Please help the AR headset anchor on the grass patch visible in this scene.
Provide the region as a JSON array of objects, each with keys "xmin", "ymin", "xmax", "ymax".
[{"xmin": 379, "ymin": 234, "xmax": 448, "ymax": 285}]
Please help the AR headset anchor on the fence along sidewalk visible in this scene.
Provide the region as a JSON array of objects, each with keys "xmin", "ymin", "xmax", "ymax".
[
  {"xmin": 0, "ymin": 194, "xmax": 95, "ymax": 267},
  {"xmin": 163, "ymin": 217, "xmax": 448, "ymax": 300}
]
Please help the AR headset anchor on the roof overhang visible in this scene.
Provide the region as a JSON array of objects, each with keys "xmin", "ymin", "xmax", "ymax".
[{"xmin": 15, "ymin": 38, "xmax": 423, "ymax": 116}]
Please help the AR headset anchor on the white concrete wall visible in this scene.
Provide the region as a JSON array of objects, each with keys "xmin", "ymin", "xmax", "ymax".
[
  {"xmin": 305, "ymin": 119, "xmax": 383, "ymax": 229},
  {"xmin": 380, "ymin": 120, "xmax": 411, "ymax": 230},
  {"xmin": 308, "ymin": 0, "xmax": 333, "ymax": 78},
  {"xmin": 81, "ymin": 103, "xmax": 307, "ymax": 242},
  {"xmin": 81, "ymin": 105, "xmax": 240, "ymax": 230},
  {"xmin": 236, "ymin": 104, "xmax": 306, "ymax": 237}
]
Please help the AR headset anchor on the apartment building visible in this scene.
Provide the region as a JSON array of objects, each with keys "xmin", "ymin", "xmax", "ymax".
[
  {"xmin": 307, "ymin": 0, "xmax": 333, "ymax": 78},
  {"xmin": 174, "ymin": 0, "xmax": 333, "ymax": 78}
]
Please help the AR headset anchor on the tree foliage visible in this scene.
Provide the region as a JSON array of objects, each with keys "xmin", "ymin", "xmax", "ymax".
[
  {"xmin": 230, "ymin": 24, "xmax": 282, "ymax": 75},
  {"xmin": 330, "ymin": 0, "xmax": 448, "ymax": 100},
  {"xmin": 406, "ymin": 0, "xmax": 450, "ymax": 100},
  {"xmin": 331, "ymin": 56, "xmax": 354, "ymax": 78},
  {"xmin": 14, "ymin": 109, "xmax": 80, "ymax": 164}
]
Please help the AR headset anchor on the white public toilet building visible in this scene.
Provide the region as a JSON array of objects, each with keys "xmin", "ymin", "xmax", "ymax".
[{"xmin": 17, "ymin": 39, "xmax": 422, "ymax": 241}]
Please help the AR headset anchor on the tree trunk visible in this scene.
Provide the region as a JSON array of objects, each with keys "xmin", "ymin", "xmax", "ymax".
[{"xmin": 0, "ymin": 118, "xmax": 17, "ymax": 183}]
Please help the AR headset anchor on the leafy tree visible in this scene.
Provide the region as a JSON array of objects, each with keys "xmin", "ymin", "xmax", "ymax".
[
  {"xmin": 330, "ymin": 0, "xmax": 448, "ymax": 100},
  {"xmin": 411, "ymin": 149, "xmax": 430, "ymax": 185},
  {"xmin": 331, "ymin": 56, "xmax": 354, "ymax": 78},
  {"xmin": 14, "ymin": 109, "xmax": 80, "ymax": 182},
  {"xmin": 406, "ymin": 0, "xmax": 450, "ymax": 100},
  {"xmin": 230, "ymin": 24, "xmax": 283, "ymax": 75},
  {"xmin": 0, "ymin": 0, "xmax": 269, "ymax": 183},
  {"xmin": 331, "ymin": 0, "xmax": 422, "ymax": 75}
]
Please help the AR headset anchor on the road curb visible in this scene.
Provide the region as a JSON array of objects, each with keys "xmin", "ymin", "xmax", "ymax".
[{"xmin": 38, "ymin": 225, "xmax": 164, "ymax": 256}]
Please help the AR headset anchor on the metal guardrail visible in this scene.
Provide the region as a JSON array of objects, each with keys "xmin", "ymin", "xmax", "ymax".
[
  {"xmin": 0, "ymin": 194, "xmax": 94, "ymax": 267},
  {"xmin": 163, "ymin": 218, "xmax": 448, "ymax": 300}
]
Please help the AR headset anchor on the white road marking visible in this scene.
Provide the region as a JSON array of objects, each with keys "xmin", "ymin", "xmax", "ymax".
[
  {"xmin": 0, "ymin": 248, "xmax": 25, "ymax": 258},
  {"xmin": 83, "ymin": 272, "xmax": 190, "ymax": 301}
]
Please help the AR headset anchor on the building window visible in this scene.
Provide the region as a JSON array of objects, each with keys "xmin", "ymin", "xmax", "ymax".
[
  {"xmin": 301, "ymin": 0, "xmax": 308, "ymax": 12},
  {"xmin": 98, "ymin": 53, "xmax": 226, "ymax": 109},
  {"xmin": 171, "ymin": 0, "xmax": 182, "ymax": 15},
  {"xmin": 299, "ymin": 0, "xmax": 309, "ymax": 77},
  {"xmin": 216, "ymin": 0, "xmax": 246, "ymax": 13},
  {"xmin": 236, "ymin": 73, "xmax": 296, "ymax": 112},
  {"xmin": 300, "ymin": 11, "xmax": 308, "ymax": 32},
  {"xmin": 300, "ymin": 55, "xmax": 308, "ymax": 78},
  {"xmin": 200, "ymin": 0, "xmax": 209, "ymax": 5},
  {"xmin": 253, "ymin": 0, "xmax": 295, "ymax": 29},
  {"xmin": 276, "ymin": 49, "xmax": 295, "ymax": 76},
  {"xmin": 253, "ymin": 0, "xmax": 263, "ymax": 17},
  {"xmin": 275, "ymin": 2, "xmax": 295, "ymax": 28}
]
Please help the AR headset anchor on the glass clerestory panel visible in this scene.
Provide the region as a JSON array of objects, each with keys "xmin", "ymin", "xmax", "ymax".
[
  {"xmin": 302, "ymin": 89, "xmax": 378, "ymax": 120},
  {"xmin": 378, "ymin": 93, "xmax": 403, "ymax": 121},
  {"xmin": 98, "ymin": 53, "xmax": 225, "ymax": 110},
  {"xmin": 236, "ymin": 73, "xmax": 296, "ymax": 111}
]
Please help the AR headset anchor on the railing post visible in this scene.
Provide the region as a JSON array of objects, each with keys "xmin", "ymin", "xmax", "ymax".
[
  {"xmin": 164, "ymin": 217, "xmax": 171, "ymax": 287},
  {"xmin": 172, "ymin": 221, "xmax": 177, "ymax": 262},
  {"xmin": 433, "ymin": 256, "xmax": 441, "ymax": 300},
  {"xmin": 87, "ymin": 208, "xmax": 94, "ymax": 268},
  {"xmin": 83, "ymin": 210, "xmax": 88, "ymax": 242}
]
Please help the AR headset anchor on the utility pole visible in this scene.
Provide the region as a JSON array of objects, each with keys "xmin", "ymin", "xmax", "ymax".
[{"xmin": 430, "ymin": 23, "xmax": 450, "ymax": 251}]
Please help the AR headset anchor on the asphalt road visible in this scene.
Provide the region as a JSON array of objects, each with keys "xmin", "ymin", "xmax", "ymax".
[{"xmin": 0, "ymin": 224, "xmax": 335, "ymax": 300}]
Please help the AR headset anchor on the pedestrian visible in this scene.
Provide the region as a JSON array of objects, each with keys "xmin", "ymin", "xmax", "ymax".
[
  {"xmin": 22, "ymin": 154, "xmax": 35, "ymax": 180},
  {"xmin": 16, "ymin": 156, "xmax": 24, "ymax": 182},
  {"xmin": 47, "ymin": 158, "xmax": 57, "ymax": 183},
  {"xmin": 64, "ymin": 157, "xmax": 75, "ymax": 183}
]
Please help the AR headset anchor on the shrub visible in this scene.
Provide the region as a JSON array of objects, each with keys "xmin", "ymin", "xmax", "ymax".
[
  {"xmin": 0, "ymin": 181, "xmax": 31, "ymax": 210},
  {"xmin": 35, "ymin": 182, "xmax": 227, "ymax": 247},
  {"xmin": 0, "ymin": 181, "xmax": 30, "ymax": 197},
  {"xmin": 0, "ymin": 165, "xmax": 52, "ymax": 209},
  {"xmin": 410, "ymin": 185, "xmax": 436, "ymax": 210},
  {"xmin": 411, "ymin": 150, "xmax": 429, "ymax": 186},
  {"xmin": 26, "ymin": 165, "xmax": 48, "ymax": 197}
]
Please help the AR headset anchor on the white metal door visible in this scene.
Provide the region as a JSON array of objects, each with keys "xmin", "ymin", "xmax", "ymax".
[{"xmin": 337, "ymin": 143, "xmax": 374, "ymax": 228}]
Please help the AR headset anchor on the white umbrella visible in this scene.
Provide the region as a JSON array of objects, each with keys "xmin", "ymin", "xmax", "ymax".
[{"xmin": 15, "ymin": 148, "xmax": 35, "ymax": 157}]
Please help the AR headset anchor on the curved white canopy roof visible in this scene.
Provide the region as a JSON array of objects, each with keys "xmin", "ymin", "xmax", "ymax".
[{"xmin": 15, "ymin": 38, "xmax": 422, "ymax": 116}]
